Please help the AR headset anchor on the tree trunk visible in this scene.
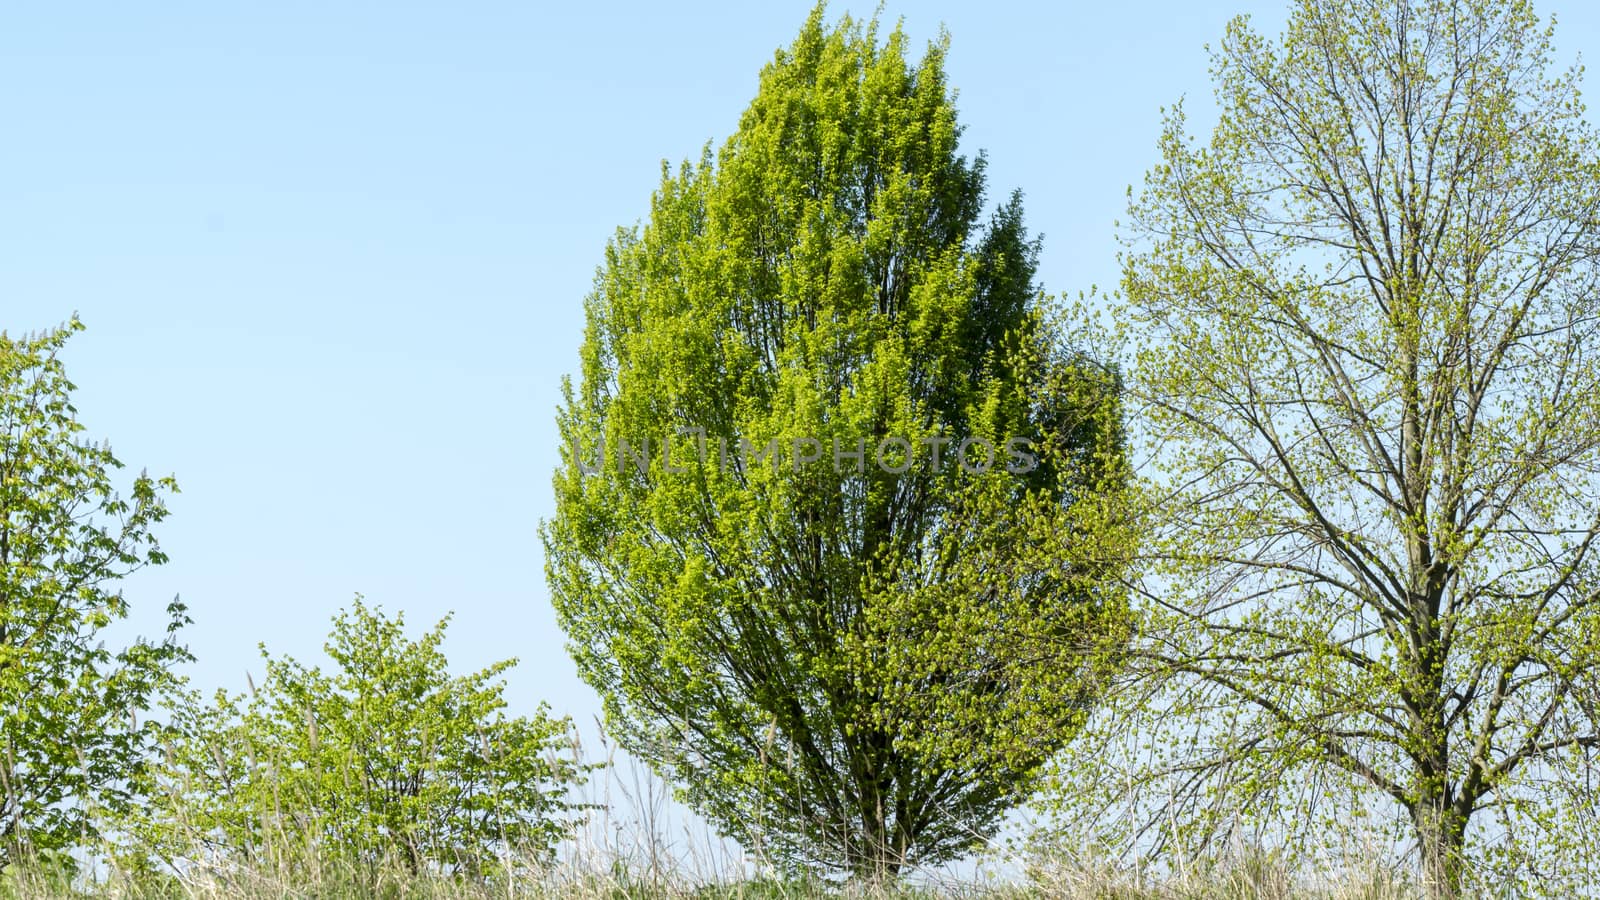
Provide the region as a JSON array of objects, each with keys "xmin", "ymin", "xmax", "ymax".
[
  {"xmin": 1408, "ymin": 636, "xmax": 1464, "ymax": 900},
  {"xmin": 1414, "ymin": 799, "xmax": 1466, "ymax": 900}
]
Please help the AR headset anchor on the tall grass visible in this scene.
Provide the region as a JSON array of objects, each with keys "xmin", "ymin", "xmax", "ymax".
[
  {"xmin": 0, "ymin": 852, "xmax": 1422, "ymax": 900},
  {"xmin": 0, "ymin": 852, "xmax": 1423, "ymax": 900},
  {"xmin": 0, "ymin": 722, "xmax": 1428, "ymax": 899}
]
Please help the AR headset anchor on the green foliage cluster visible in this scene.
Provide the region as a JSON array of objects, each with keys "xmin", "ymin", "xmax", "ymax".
[
  {"xmin": 543, "ymin": 4, "xmax": 1131, "ymax": 879},
  {"xmin": 123, "ymin": 599, "xmax": 587, "ymax": 882},
  {"xmin": 0, "ymin": 322, "xmax": 588, "ymax": 887},
  {"xmin": 0, "ymin": 319, "xmax": 190, "ymax": 868}
]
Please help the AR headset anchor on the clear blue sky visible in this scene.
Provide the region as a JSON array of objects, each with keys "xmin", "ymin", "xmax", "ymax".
[{"xmin": 4, "ymin": 0, "xmax": 1599, "ymax": 794}]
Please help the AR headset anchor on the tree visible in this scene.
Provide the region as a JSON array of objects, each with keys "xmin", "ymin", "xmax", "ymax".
[
  {"xmin": 1060, "ymin": 0, "xmax": 1600, "ymax": 896},
  {"xmin": 0, "ymin": 318, "xmax": 190, "ymax": 869},
  {"xmin": 126, "ymin": 598, "xmax": 585, "ymax": 882},
  {"xmin": 542, "ymin": 6, "xmax": 1130, "ymax": 878}
]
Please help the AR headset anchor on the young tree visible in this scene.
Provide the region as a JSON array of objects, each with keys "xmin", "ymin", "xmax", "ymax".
[
  {"xmin": 127, "ymin": 599, "xmax": 585, "ymax": 882},
  {"xmin": 543, "ymin": 7, "xmax": 1130, "ymax": 878},
  {"xmin": 1063, "ymin": 0, "xmax": 1600, "ymax": 895},
  {"xmin": 0, "ymin": 318, "xmax": 190, "ymax": 868}
]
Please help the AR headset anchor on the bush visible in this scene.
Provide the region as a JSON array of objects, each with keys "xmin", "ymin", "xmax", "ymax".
[{"xmin": 118, "ymin": 597, "xmax": 587, "ymax": 884}]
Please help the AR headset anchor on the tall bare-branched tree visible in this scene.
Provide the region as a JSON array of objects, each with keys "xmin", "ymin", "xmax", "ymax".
[{"xmin": 1058, "ymin": 1, "xmax": 1600, "ymax": 896}]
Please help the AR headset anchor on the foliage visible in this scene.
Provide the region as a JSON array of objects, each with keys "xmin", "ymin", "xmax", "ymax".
[
  {"xmin": 0, "ymin": 317, "xmax": 190, "ymax": 869},
  {"xmin": 543, "ymin": 4, "xmax": 1131, "ymax": 878},
  {"xmin": 122, "ymin": 598, "xmax": 586, "ymax": 883},
  {"xmin": 1050, "ymin": 0, "xmax": 1600, "ymax": 897}
]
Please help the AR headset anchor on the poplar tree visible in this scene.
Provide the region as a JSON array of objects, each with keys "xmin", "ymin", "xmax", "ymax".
[{"xmin": 543, "ymin": 7, "xmax": 1130, "ymax": 877}]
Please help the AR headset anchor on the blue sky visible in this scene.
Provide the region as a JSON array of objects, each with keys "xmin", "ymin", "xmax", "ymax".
[{"xmin": 5, "ymin": 0, "xmax": 1600, "ymax": 814}]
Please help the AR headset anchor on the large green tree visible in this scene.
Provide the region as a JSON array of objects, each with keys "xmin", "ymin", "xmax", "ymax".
[
  {"xmin": 1054, "ymin": 0, "xmax": 1600, "ymax": 896},
  {"xmin": 0, "ymin": 318, "xmax": 190, "ymax": 869},
  {"xmin": 543, "ymin": 7, "xmax": 1129, "ymax": 878}
]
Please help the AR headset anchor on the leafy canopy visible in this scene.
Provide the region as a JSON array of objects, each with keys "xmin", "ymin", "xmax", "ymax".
[
  {"xmin": 126, "ymin": 598, "xmax": 586, "ymax": 882},
  {"xmin": 544, "ymin": 5, "xmax": 1130, "ymax": 878},
  {"xmin": 1050, "ymin": 1, "xmax": 1600, "ymax": 896},
  {"xmin": 0, "ymin": 317, "xmax": 189, "ymax": 869}
]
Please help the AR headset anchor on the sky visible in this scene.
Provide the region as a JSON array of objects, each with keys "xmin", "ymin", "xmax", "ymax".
[{"xmin": 5, "ymin": 0, "xmax": 1600, "ymax": 859}]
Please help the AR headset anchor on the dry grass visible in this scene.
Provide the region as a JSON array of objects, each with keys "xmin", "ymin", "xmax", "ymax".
[
  {"xmin": 0, "ymin": 820, "xmax": 1426, "ymax": 900},
  {"xmin": 0, "ymin": 730, "xmax": 1428, "ymax": 899},
  {"xmin": 0, "ymin": 861, "xmax": 1423, "ymax": 900}
]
